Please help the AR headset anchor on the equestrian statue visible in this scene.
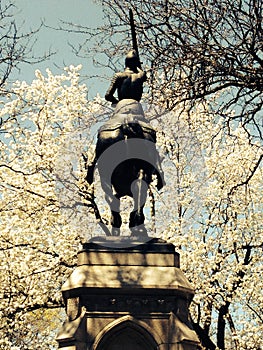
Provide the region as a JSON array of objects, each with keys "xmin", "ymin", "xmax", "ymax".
[{"xmin": 86, "ymin": 11, "xmax": 164, "ymax": 237}]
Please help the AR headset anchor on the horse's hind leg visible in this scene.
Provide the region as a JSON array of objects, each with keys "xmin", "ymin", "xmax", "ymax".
[
  {"xmin": 104, "ymin": 191, "xmax": 122, "ymax": 236},
  {"xmin": 111, "ymin": 209, "xmax": 122, "ymax": 237},
  {"xmin": 96, "ymin": 128, "xmax": 125, "ymax": 236},
  {"xmin": 129, "ymin": 169, "xmax": 148, "ymax": 237}
]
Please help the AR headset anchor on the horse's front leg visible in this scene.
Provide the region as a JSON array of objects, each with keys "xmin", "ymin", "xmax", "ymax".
[
  {"xmin": 109, "ymin": 195, "xmax": 122, "ymax": 237},
  {"xmin": 101, "ymin": 179, "xmax": 122, "ymax": 236},
  {"xmin": 129, "ymin": 170, "xmax": 148, "ymax": 237}
]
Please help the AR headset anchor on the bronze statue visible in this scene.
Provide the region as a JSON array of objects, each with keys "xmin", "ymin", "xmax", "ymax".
[{"xmin": 86, "ymin": 12, "xmax": 164, "ymax": 237}]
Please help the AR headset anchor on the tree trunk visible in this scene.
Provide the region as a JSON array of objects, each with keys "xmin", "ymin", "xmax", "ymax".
[{"xmin": 217, "ymin": 302, "xmax": 230, "ymax": 350}]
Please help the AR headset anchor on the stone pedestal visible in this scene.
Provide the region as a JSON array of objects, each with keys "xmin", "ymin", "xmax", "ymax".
[{"xmin": 57, "ymin": 237, "xmax": 201, "ymax": 350}]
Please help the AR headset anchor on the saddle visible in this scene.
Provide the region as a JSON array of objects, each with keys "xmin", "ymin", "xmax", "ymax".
[{"xmin": 99, "ymin": 99, "xmax": 155, "ymax": 138}]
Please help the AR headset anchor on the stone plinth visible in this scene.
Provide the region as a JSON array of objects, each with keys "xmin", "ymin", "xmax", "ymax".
[{"xmin": 57, "ymin": 237, "xmax": 201, "ymax": 350}]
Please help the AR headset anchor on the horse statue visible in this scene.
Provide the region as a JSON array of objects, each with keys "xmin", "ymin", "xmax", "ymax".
[{"xmin": 86, "ymin": 50, "xmax": 164, "ymax": 237}]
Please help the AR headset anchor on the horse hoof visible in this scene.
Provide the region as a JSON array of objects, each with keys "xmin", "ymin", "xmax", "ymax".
[
  {"xmin": 130, "ymin": 226, "xmax": 148, "ymax": 237},
  {"xmin": 111, "ymin": 228, "xmax": 120, "ymax": 236}
]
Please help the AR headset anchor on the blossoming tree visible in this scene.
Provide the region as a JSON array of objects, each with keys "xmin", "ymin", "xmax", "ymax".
[{"xmin": 0, "ymin": 67, "xmax": 262, "ymax": 349}]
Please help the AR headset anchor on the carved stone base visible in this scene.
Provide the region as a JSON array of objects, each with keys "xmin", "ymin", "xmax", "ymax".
[{"xmin": 57, "ymin": 237, "xmax": 201, "ymax": 350}]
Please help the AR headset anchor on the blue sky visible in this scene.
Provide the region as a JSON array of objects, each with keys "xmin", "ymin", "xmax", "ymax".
[{"xmin": 13, "ymin": 0, "xmax": 106, "ymax": 97}]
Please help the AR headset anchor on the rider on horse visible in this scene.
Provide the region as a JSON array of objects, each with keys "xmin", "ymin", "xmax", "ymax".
[{"xmin": 86, "ymin": 50, "xmax": 164, "ymax": 237}]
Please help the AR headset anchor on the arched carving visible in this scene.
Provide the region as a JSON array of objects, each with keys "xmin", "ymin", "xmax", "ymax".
[{"xmin": 93, "ymin": 316, "xmax": 160, "ymax": 350}]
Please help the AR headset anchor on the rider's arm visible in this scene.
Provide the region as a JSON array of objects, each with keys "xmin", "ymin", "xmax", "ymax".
[
  {"xmin": 137, "ymin": 67, "xmax": 147, "ymax": 82},
  {"xmin": 105, "ymin": 73, "xmax": 120, "ymax": 104}
]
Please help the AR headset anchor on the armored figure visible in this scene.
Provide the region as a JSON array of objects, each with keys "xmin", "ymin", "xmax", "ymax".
[
  {"xmin": 105, "ymin": 50, "xmax": 146, "ymax": 105},
  {"xmin": 99, "ymin": 50, "xmax": 150, "ymax": 137}
]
